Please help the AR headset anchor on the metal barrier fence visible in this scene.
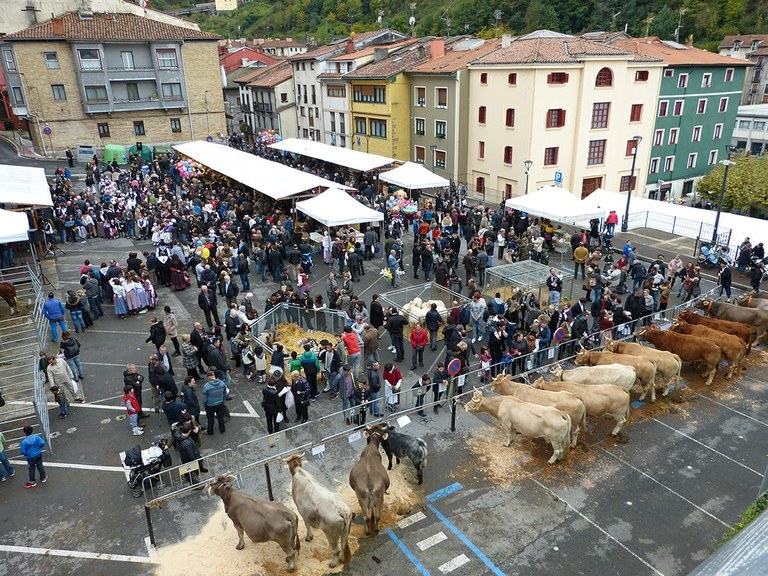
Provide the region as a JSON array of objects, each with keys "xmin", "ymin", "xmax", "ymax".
[
  {"xmin": 248, "ymin": 303, "xmax": 352, "ymax": 354},
  {"xmin": 32, "ymin": 352, "xmax": 51, "ymax": 452}
]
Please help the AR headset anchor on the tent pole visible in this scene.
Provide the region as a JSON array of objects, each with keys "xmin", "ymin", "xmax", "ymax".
[{"xmin": 30, "ymin": 210, "xmax": 44, "ymax": 258}]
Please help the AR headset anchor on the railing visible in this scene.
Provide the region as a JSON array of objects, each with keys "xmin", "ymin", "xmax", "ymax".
[
  {"xmin": 248, "ymin": 302, "xmax": 352, "ymax": 353},
  {"xmin": 32, "ymin": 351, "xmax": 51, "ymax": 453}
]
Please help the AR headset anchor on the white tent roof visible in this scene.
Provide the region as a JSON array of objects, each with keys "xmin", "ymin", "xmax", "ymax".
[
  {"xmin": 296, "ymin": 188, "xmax": 384, "ymax": 227},
  {"xmin": 0, "ymin": 165, "xmax": 53, "ymax": 207},
  {"xmin": 379, "ymin": 162, "xmax": 449, "ymax": 190},
  {"xmin": 173, "ymin": 141, "xmax": 350, "ymax": 200},
  {"xmin": 269, "ymin": 138, "xmax": 393, "ymax": 172},
  {"xmin": 0, "ymin": 209, "xmax": 30, "ymax": 243},
  {"xmin": 504, "ymin": 185, "xmax": 604, "ymax": 224}
]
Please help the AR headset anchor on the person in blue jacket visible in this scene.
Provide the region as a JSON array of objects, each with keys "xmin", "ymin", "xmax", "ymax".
[
  {"xmin": 43, "ymin": 292, "xmax": 68, "ymax": 342},
  {"xmin": 19, "ymin": 425, "xmax": 47, "ymax": 488}
]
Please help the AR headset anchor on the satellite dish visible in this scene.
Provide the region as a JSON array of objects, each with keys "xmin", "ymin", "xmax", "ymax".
[
  {"xmin": 377, "ymin": 15, "xmax": 382, "ymax": 24},
  {"xmin": 409, "ymin": 16, "xmax": 415, "ymax": 26}
]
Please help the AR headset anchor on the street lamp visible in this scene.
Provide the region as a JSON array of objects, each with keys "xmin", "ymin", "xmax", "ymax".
[
  {"xmin": 621, "ymin": 135, "xmax": 643, "ymax": 232},
  {"xmin": 711, "ymin": 157, "xmax": 735, "ymax": 246},
  {"xmin": 430, "ymin": 144, "xmax": 437, "ymax": 171},
  {"xmin": 524, "ymin": 159, "xmax": 532, "ymax": 195}
]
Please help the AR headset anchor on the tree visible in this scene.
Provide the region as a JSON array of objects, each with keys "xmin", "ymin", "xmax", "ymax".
[
  {"xmin": 696, "ymin": 155, "xmax": 768, "ymax": 216},
  {"xmin": 523, "ymin": 0, "xmax": 559, "ymax": 33},
  {"xmin": 649, "ymin": 5, "xmax": 677, "ymax": 39}
]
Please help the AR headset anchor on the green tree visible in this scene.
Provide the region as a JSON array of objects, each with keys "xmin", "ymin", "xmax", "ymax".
[
  {"xmin": 649, "ymin": 5, "xmax": 677, "ymax": 39},
  {"xmin": 523, "ymin": 0, "xmax": 559, "ymax": 33},
  {"xmin": 696, "ymin": 155, "xmax": 768, "ymax": 215}
]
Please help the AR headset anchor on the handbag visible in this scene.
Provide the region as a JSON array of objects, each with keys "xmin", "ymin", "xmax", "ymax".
[
  {"xmin": 71, "ymin": 380, "xmax": 79, "ymax": 395},
  {"xmin": 276, "ymin": 412, "xmax": 284, "ymax": 423}
]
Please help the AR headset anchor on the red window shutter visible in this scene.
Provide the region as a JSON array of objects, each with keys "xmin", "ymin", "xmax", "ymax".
[
  {"xmin": 563, "ymin": 73, "xmax": 569, "ymax": 83},
  {"xmin": 559, "ymin": 109, "xmax": 566, "ymax": 126},
  {"xmin": 506, "ymin": 108, "xmax": 514, "ymax": 127},
  {"xmin": 547, "ymin": 73, "xmax": 553, "ymax": 84}
]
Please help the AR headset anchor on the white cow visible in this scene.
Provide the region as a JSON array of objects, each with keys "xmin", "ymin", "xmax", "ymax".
[
  {"xmin": 550, "ymin": 363, "xmax": 636, "ymax": 391},
  {"xmin": 284, "ymin": 453, "xmax": 354, "ymax": 569}
]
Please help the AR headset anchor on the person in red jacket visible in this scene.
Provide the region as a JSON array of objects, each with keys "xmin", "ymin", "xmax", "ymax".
[
  {"xmin": 410, "ymin": 322, "xmax": 429, "ymax": 370},
  {"xmin": 123, "ymin": 385, "xmax": 144, "ymax": 436},
  {"xmin": 341, "ymin": 325, "xmax": 362, "ymax": 377}
]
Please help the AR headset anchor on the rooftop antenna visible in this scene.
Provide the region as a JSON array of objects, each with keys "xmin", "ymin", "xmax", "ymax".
[
  {"xmin": 674, "ymin": 8, "xmax": 687, "ymax": 43},
  {"xmin": 409, "ymin": 3, "xmax": 416, "ymax": 37},
  {"xmin": 494, "ymin": 9, "xmax": 503, "ymax": 37}
]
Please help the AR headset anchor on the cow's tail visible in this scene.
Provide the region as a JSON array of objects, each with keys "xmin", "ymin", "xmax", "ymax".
[
  {"xmin": 562, "ymin": 413, "xmax": 572, "ymax": 456},
  {"xmin": 673, "ymin": 354, "xmax": 683, "ymax": 391},
  {"xmin": 417, "ymin": 438, "xmax": 428, "ymax": 470},
  {"xmin": 10, "ymin": 283, "xmax": 17, "ymax": 309},
  {"xmin": 341, "ymin": 510, "xmax": 353, "ymax": 572},
  {"xmin": 291, "ymin": 513, "xmax": 301, "ymax": 554}
]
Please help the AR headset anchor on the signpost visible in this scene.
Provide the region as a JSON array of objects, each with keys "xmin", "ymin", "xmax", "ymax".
[
  {"xmin": 206, "ymin": 134, "xmax": 213, "ymax": 142},
  {"xmin": 43, "ymin": 126, "xmax": 52, "ymax": 135},
  {"xmin": 554, "ymin": 171, "xmax": 563, "ymax": 185}
]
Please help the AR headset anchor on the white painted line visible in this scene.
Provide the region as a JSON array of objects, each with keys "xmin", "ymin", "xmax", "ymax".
[
  {"xmin": 144, "ymin": 536, "xmax": 157, "ymax": 560},
  {"xmin": 9, "ymin": 460, "xmax": 125, "ymax": 473},
  {"xmin": 698, "ymin": 394, "xmax": 768, "ymax": 428},
  {"xmin": 417, "ymin": 531, "xmax": 447, "ymax": 551},
  {"xmin": 397, "ymin": 511, "xmax": 426, "ymax": 529},
  {"xmin": 5, "ymin": 400, "xmax": 260, "ymax": 418},
  {"xmin": 84, "ymin": 330, "xmax": 148, "ymax": 335},
  {"xmin": 439, "ymin": 554, "xmax": 470, "ymax": 573},
  {"xmin": 0, "ymin": 544, "xmax": 154, "ymax": 564},
  {"xmin": 532, "ymin": 479, "xmax": 665, "ymax": 576},
  {"xmin": 598, "ymin": 447, "xmax": 730, "ymax": 528},
  {"xmin": 82, "ymin": 362, "xmax": 131, "ymax": 367},
  {"xmin": 242, "ymin": 400, "xmax": 260, "ymax": 417},
  {"xmin": 652, "ymin": 418, "xmax": 763, "ymax": 476}
]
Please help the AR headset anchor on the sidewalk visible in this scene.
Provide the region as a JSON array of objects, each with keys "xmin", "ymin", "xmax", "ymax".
[{"xmin": 0, "ymin": 130, "xmax": 50, "ymax": 160}]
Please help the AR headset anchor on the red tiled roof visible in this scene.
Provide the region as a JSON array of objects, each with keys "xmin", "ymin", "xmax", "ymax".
[
  {"xmin": 343, "ymin": 39, "xmax": 427, "ymax": 79},
  {"xmin": 612, "ymin": 37, "xmax": 751, "ymax": 67},
  {"xmin": 6, "ymin": 11, "xmax": 219, "ymax": 41},
  {"xmin": 246, "ymin": 61, "xmax": 293, "ymax": 88},
  {"xmin": 409, "ymin": 39, "xmax": 501, "ymax": 74},
  {"xmin": 718, "ymin": 35, "xmax": 768, "ymax": 50},
  {"xmin": 473, "ymin": 36, "xmax": 640, "ymax": 65}
]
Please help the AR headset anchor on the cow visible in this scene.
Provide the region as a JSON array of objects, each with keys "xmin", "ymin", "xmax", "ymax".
[
  {"xmin": 349, "ymin": 423, "xmax": 390, "ymax": 535},
  {"xmin": 464, "ymin": 388, "xmax": 571, "ymax": 464},
  {"xmin": 604, "ymin": 339, "xmax": 682, "ymax": 396},
  {"xmin": 678, "ymin": 309, "xmax": 753, "ymax": 354},
  {"xmin": 636, "ymin": 325, "xmax": 722, "ymax": 386},
  {"xmin": 207, "ymin": 474, "xmax": 300, "ymax": 572},
  {"xmin": 550, "ymin": 363, "xmax": 636, "ymax": 392},
  {"xmin": 574, "ymin": 348, "xmax": 658, "ymax": 402},
  {"xmin": 0, "ymin": 282, "xmax": 18, "ymax": 314},
  {"xmin": 695, "ymin": 298, "xmax": 768, "ymax": 344},
  {"xmin": 670, "ymin": 319, "xmax": 747, "ymax": 378},
  {"xmin": 491, "ymin": 374, "xmax": 586, "ymax": 447},
  {"xmin": 532, "ymin": 377, "xmax": 630, "ymax": 438},
  {"xmin": 737, "ymin": 293, "xmax": 768, "ymax": 312},
  {"xmin": 284, "ymin": 453, "xmax": 353, "ymax": 570},
  {"xmin": 379, "ymin": 425, "xmax": 428, "ymax": 485}
]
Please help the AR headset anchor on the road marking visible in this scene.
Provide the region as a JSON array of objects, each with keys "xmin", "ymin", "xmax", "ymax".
[
  {"xmin": 83, "ymin": 330, "xmax": 147, "ymax": 335},
  {"xmin": 427, "ymin": 482, "xmax": 463, "ymax": 503},
  {"xmin": 417, "ymin": 531, "xmax": 447, "ymax": 551},
  {"xmin": 386, "ymin": 529, "xmax": 431, "ymax": 576},
  {"xmin": 397, "ymin": 511, "xmax": 426, "ymax": 529},
  {"xmin": 598, "ymin": 447, "xmax": 731, "ymax": 528},
  {"xmin": 144, "ymin": 536, "xmax": 156, "ymax": 559},
  {"xmin": 652, "ymin": 418, "xmax": 762, "ymax": 476},
  {"xmin": 242, "ymin": 400, "xmax": 260, "ymax": 417},
  {"xmin": 439, "ymin": 554, "xmax": 470, "ymax": 573},
  {"xmin": 5, "ymin": 400, "xmax": 260, "ymax": 418},
  {"xmin": 427, "ymin": 504, "xmax": 505, "ymax": 576},
  {"xmin": 9, "ymin": 460, "xmax": 125, "ymax": 473},
  {"xmin": 697, "ymin": 394, "xmax": 768, "ymax": 428},
  {"xmin": 531, "ymin": 479, "xmax": 665, "ymax": 576},
  {"xmin": 82, "ymin": 362, "xmax": 130, "ymax": 367},
  {"xmin": 0, "ymin": 544, "xmax": 154, "ymax": 564}
]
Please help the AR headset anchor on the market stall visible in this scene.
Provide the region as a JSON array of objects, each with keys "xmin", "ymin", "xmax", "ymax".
[
  {"xmin": 295, "ymin": 188, "xmax": 384, "ymax": 227},
  {"xmin": 504, "ymin": 185, "xmax": 603, "ymax": 227},
  {"xmin": 269, "ymin": 138, "xmax": 393, "ymax": 172},
  {"xmin": 0, "ymin": 165, "xmax": 54, "ymax": 207},
  {"xmin": 0, "ymin": 209, "xmax": 32, "ymax": 243},
  {"xmin": 379, "ymin": 161, "xmax": 449, "ymax": 191}
]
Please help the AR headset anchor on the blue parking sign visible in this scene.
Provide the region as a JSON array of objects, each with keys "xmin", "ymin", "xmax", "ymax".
[{"xmin": 554, "ymin": 171, "xmax": 563, "ymax": 183}]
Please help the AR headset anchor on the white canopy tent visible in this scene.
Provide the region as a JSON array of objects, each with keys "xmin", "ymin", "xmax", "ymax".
[
  {"xmin": 379, "ymin": 162, "xmax": 449, "ymax": 190},
  {"xmin": 173, "ymin": 141, "xmax": 351, "ymax": 200},
  {"xmin": 504, "ymin": 185, "xmax": 604, "ymax": 225},
  {"xmin": 269, "ymin": 138, "xmax": 393, "ymax": 172},
  {"xmin": 0, "ymin": 165, "xmax": 53, "ymax": 207},
  {"xmin": 296, "ymin": 188, "xmax": 384, "ymax": 227},
  {"xmin": 0, "ymin": 209, "xmax": 30, "ymax": 243}
]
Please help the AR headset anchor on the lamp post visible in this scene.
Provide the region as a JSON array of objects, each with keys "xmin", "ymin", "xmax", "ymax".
[
  {"xmin": 621, "ymin": 135, "xmax": 643, "ymax": 233},
  {"xmin": 711, "ymin": 158, "xmax": 735, "ymax": 246},
  {"xmin": 524, "ymin": 159, "xmax": 532, "ymax": 195},
  {"xmin": 430, "ymin": 144, "xmax": 437, "ymax": 171}
]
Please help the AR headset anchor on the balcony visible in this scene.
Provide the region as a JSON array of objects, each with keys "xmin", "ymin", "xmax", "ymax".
[
  {"xmin": 106, "ymin": 66, "xmax": 157, "ymax": 81},
  {"xmin": 84, "ymin": 96, "xmax": 186, "ymax": 114},
  {"xmin": 436, "ymin": 133, "xmax": 446, "ymax": 139},
  {"xmin": 753, "ymin": 73, "xmax": 762, "ymax": 83},
  {"xmin": 415, "ymin": 130, "xmax": 424, "ymax": 135}
]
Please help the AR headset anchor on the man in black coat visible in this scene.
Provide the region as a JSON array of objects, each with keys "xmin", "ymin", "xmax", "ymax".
[
  {"xmin": 222, "ymin": 274, "xmax": 240, "ymax": 308},
  {"xmin": 190, "ymin": 322, "xmax": 208, "ymax": 369},
  {"xmin": 176, "ymin": 423, "xmax": 208, "ymax": 484},
  {"xmin": 180, "ymin": 376, "xmax": 200, "ymax": 422},
  {"xmin": 145, "ymin": 317, "xmax": 166, "ymax": 353},
  {"xmin": 208, "ymin": 337, "xmax": 232, "ymax": 391},
  {"xmin": 154, "ymin": 364, "xmax": 178, "ymax": 402},
  {"xmin": 198, "ymin": 285, "xmax": 221, "ymax": 328},
  {"xmin": 384, "ymin": 308, "xmax": 406, "ymax": 362},
  {"xmin": 425, "ymin": 303, "xmax": 443, "ymax": 351},
  {"xmin": 718, "ymin": 260, "xmax": 733, "ymax": 300},
  {"xmin": 369, "ymin": 294, "xmax": 384, "ymax": 329},
  {"xmin": 569, "ymin": 297, "xmax": 588, "ymax": 320}
]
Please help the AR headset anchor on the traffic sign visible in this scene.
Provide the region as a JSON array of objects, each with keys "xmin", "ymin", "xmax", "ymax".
[
  {"xmin": 554, "ymin": 171, "xmax": 563, "ymax": 183},
  {"xmin": 206, "ymin": 134, "xmax": 213, "ymax": 142},
  {"xmin": 447, "ymin": 358, "xmax": 462, "ymax": 376},
  {"xmin": 43, "ymin": 126, "xmax": 52, "ymax": 135}
]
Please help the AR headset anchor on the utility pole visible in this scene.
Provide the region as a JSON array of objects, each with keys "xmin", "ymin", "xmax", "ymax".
[{"xmin": 494, "ymin": 10, "xmax": 503, "ymax": 37}]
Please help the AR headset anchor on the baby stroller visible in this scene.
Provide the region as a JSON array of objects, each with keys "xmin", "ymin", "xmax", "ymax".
[
  {"xmin": 122, "ymin": 438, "xmax": 172, "ymax": 498},
  {"xmin": 698, "ymin": 244, "xmax": 719, "ymax": 269}
]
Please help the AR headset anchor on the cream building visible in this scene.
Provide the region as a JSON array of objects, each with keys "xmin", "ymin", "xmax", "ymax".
[{"xmin": 466, "ymin": 31, "xmax": 664, "ymax": 203}]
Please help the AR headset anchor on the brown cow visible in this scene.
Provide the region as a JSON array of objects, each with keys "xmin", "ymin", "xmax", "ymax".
[
  {"xmin": 677, "ymin": 309, "xmax": 753, "ymax": 354},
  {"xmin": 349, "ymin": 423, "xmax": 390, "ymax": 535},
  {"xmin": 207, "ymin": 474, "xmax": 300, "ymax": 571},
  {"xmin": 670, "ymin": 319, "xmax": 747, "ymax": 378},
  {"xmin": 694, "ymin": 298, "xmax": 768, "ymax": 344},
  {"xmin": 574, "ymin": 348, "xmax": 657, "ymax": 402},
  {"xmin": 636, "ymin": 325, "xmax": 722, "ymax": 386},
  {"xmin": 0, "ymin": 282, "xmax": 18, "ymax": 314},
  {"xmin": 604, "ymin": 339, "xmax": 682, "ymax": 396}
]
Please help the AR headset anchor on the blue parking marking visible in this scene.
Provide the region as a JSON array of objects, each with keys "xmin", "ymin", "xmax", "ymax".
[
  {"xmin": 426, "ymin": 482, "xmax": 463, "ymax": 502},
  {"xmin": 386, "ymin": 528, "xmax": 431, "ymax": 576}
]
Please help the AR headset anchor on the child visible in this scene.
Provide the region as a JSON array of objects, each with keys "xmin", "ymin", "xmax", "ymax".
[
  {"xmin": 289, "ymin": 351, "xmax": 302, "ymax": 375},
  {"xmin": 253, "ymin": 345, "xmax": 268, "ymax": 385},
  {"xmin": 412, "ymin": 374, "xmax": 429, "ymax": 417},
  {"xmin": 20, "ymin": 425, "xmax": 47, "ymax": 488},
  {"xmin": 479, "ymin": 346, "xmax": 491, "ymax": 383},
  {"xmin": 356, "ymin": 376, "xmax": 371, "ymax": 425},
  {"xmin": 50, "ymin": 385, "xmax": 69, "ymax": 419},
  {"xmin": 38, "ymin": 351, "xmax": 49, "ymax": 384},
  {"xmin": 123, "ymin": 385, "xmax": 144, "ymax": 436}
]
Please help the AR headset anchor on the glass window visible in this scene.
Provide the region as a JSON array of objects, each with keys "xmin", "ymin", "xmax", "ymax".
[
  {"xmin": 719, "ymin": 97, "xmax": 728, "ymax": 113},
  {"xmin": 353, "ymin": 85, "xmax": 386, "ymax": 104},
  {"xmin": 658, "ymin": 100, "xmax": 668, "ymax": 117},
  {"xmin": 755, "ymin": 121, "xmax": 767, "ymax": 130},
  {"xmin": 619, "ymin": 175, "xmax": 637, "ymax": 192},
  {"xmin": 51, "ymin": 84, "xmax": 66, "ymax": 101},
  {"xmin": 595, "ymin": 67, "xmax": 613, "ymax": 87},
  {"xmin": 664, "ymin": 69, "xmax": 674, "ymax": 77},
  {"xmin": 725, "ymin": 68, "xmax": 734, "ymax": 82},
  {"xmin": 708, "ymin": 150, "xmax": 718, "ymax": 165},
  {"xmin": 505, "ymin": 108, "xmax": 515, "ymax": 127},
  {"xmin": 669, "ymin": 128, "xmax": 679, "ymax": 145},
  {"xmin": 692, "ymin": 126, "xmax": 702, "ymax": 142},
  {"xmin": 170, "ymin": 118, "xmax": 182, "ymax": 133},
  {"xmin": 355, "ymin": 117, "xmax": 366, "ymax": 135},
  {"xmin": 78, "ymin": 48, "xmax": 101, "ymax": 70},
  {"xmin": 3, "ymin": 50, "xmax": 17, "ymax": 72},
  {"xmin": 649, "ymin": 158, "xmax": 659, "ymax": 174},
  {"xmin": 702, "ymin": 73, "xmax": 712, "ymax": 87},
  {"xmin": 134, "ymin": 121, "xmax": 145, "ymax": 136},
  {"xmin": 503, "ymin": 146, "xmax": 513, "ymax": 164},
  {"xmin": 546, "ymin": 108, "xmax": 566, "ymax": 128},
  {"xmin": 714, "ymin": 123, "xmax": 723, "ymax": 139},
  {"xmin": 327, "ymin": 86, "xmax": 345, "ymax": 98},
  {"xmin": 161, "ymin": 83, "xmax": 182, "ymax": 100},
  {"xmin": 126, "ymin": 83, "xmax": 140, "ymax": 101},
  {"xmin": 508, "ymin": 73, "xmax": 517, "ymax": 85},
  {"xmin": 415, "ymin": 118, "xmax": 425, "ymax": 135},
  {"xmin": 479, "ymin": 141, "xmax": 485, "ymax": 159},
  {"xmin": 480, "ymin": 72, "xmax": 488, "ymax": 85},
  {"xmin": 415, "ymin": 146, "xmax": 425, "ymax": 163},
  {"xmin": 739, "ymin": 120, "xmax": 751, "ymax": 129},
  {"xmin": 696, "ymin": 99, "xmax": 707, "ymax": 114},
  {"xmin": 547, "ymin": 72, "xmax": 569, "ymax": 84},
  {"xmin": 591, "ymin": 102, "xmax": 610, "ymax": 129},
  {"xmin": 635, "ymin": 70, "xmax": 649, "ymax": 81},
  {"xmin": 686, "ymin": 154, "xmax": 696, "ymax": 169},
  {"xmin": 44, "ymin": 52, "xmax": 59, "ymax": 69},
  {"xmin": 544, "ymin": 147, "xmax": 558, "ymax": 166},
  {"xmin": 664, "ymin": 156, "xmax": 675, "ymax": 171},
  {"xmin": 11, "ymin": 86, "xmax": 24, "ymax": 104},
  {"xmin": 653, "ymin": 129, "xmax": 664, "ymax": 146},
  {"xmin": 436, "ymin": 87, "xmax": 447, "ymax": 108},
  {"xmin": 435, "ymin": 120, "xmax": 446, "ymax": 138},
  {"xmin": 478, "ymin": 106, "xmax": 486, "ymax": 124},
  {"xmin": 156, "ymin": 49, "xmax": 178, "ymax": 69},
  {"xmin": 97, "ymin": 123, "xmax": 110, "ymax": 137},
  {"xmin": 370, "ymin": 119, "xmax": 386, "ymax": 138},
  {"xmin": 587, "ymin": 139, "xmax": 606, "ymax": 165},
  {"xmin": 416, "ymin": 87, "xmax": 425, "ymax": 106},
  {"xmin": 434, "ymin": 149, "xmax": 446, "ymax": 169},
  {"xmin": 677, "ymin": 73, "xmax": 688, "ymax": 88},
  {"xmin": 84, "ymin": 85, "xmax": 108, "ymax": 102},
  {"xmin": 673, "ymin": 100, "xmax": 684, "ymax": 115}
]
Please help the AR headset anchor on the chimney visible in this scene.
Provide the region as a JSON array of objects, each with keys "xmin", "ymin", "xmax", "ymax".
[
  {"xmin": 502, "ymin": 33, "xmax": 512, "ymax": 48},
  {"xmin": 346, "ymin": 38, "xmax": 355, "ymax": 54},
  {"xmin": 374, "ymin": 47, "xmax": 388, "ymax": 62},
  {"xmin": 430, "ymin": 38, "xmax": 445, "ymax": 59},
  {"xmin": 51, "ymin": 17, "xmax": 65, "ymax": 36}
]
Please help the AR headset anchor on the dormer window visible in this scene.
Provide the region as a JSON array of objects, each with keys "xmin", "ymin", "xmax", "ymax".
[{"xmin": 734, "ymin": 40, "xmax": 742, "ymax": 52}]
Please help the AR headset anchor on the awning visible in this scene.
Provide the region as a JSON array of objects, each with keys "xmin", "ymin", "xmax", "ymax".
[
  {"xmin": 0, "ymin": 209, "xmax": 30, "ymax": 243},
  {"xmin": 0, "ymin": 165, "xmax": 53, "ymax": 207},
  {"xmin": 379, "ymin": 162, "xmax": 449, "ymax": 190},
  {"xmin": 504, "ymin": 185, "xmax": 604, "ymax": 225},
  {"xmin": 296, "ymin": 188, "xmax": 384, "ymax": 227},
  {"xmin": 269, "ymin": 138, "xmax": 393, "ymax": 172},
  {"xmin": 173, "ymin": 141, "xmax": 351, "ymax": 200}
]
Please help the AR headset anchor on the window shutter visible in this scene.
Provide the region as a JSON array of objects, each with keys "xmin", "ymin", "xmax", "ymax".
[
  {"xmin": 563, "ymin": 73, "xmax": 569, "ymax": 83},
  {"xmin": 547, "ymin": 73, "xmax": 553, "ymax": 84},
  {"xmin": 559, "ymin": 109, "xmax": 566, "ymax": 126}
]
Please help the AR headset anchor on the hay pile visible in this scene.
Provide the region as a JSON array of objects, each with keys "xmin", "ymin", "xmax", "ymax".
[{"xmin": 274, "ymin": 323, "xmax": 336, "ymax": 356}]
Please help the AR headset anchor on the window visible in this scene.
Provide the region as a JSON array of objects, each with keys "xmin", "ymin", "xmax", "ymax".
[
  {"xmin": 664, "ymin": 156, "xmax": 675, "ymax": 172},
  {"xmin": 503, "ymin": 146, "xmax": 513, "ymax": 164},
  {"xmin": 753, "ymin": 40, "xmax": 761, "ymax": 51},
  {"xmin": 51, "ymin": 84, "xmax": 66, "ymax": 101},
  {"xmin": 625, "ymin": 139, "xmax": 638, "ymax": 156},
  {"xmin": 725, "ymin": 68, "xmax": 734, "ymax": 82},
  {"xmin": 505, "ymin": 184, "xmax": 513, "ymax": 199},
  {"xmin": 719, "ymin": 97, "xmax": 728, "ymax": 113},
  {"xmin": 630, "ymin": 104, "xmax": 643, "ymax": 122},
  {"xmin": 478, "ymin": 141, "xmax": 485, "ymax": 159},
  {"xmin": 355, "ymin": 117, "xmax": 366, "ymax": 135},
  {"xmin": 311, "ymin": 85, "xmax": 316, "ymax": 105},
  {"xmin": 733, "ymin": 41, "xmax": 742, "ymax": 52},
  {"xmin": 126, "ymin": 83, "xmax": 140, "ymax": 101},
  {"xmin": 415, "ymin": 118, "xmax": 425, "ymax": 135},
  {"xmin": 44, "ymin": 52, "xmax": 59, "ymax": 69},
  {"xmin": 281, "ymin": 92, "xmax": 288, "ymax": 103},
  {"xmin": 708, "ymin": 150, "xmax": 718, "ymax": 165},
  {"xmin": 714, "ymin": 123, "xmax": 723, "ymax": 139},
  {"xmin": 353, "ymin": 85, "xmax": 386, "ymax": 104},
  {"xmin": 508, "ymin": 73, "xmax": 517, "ymax": 85},
  {"xmin": 696, "ymin": 99, "xmax": 707, "ymax": 114},
  {"xmin": 415, "ymin": 146, "xmax": 425, "ymax": 164},
  {"xmin": 685, "ymin": 153, "xmax": 696, "ymax": 169},
  {"xmin": 434, "ymin": 149, "xmax": 446, "ymax": 169},
  {"xmin": 692, "ymin": 126, "xmax": 702, "ymax": 142},
  {"xmin": 156, "ymin": 49, "xmax": 178, "ymax": 69},
  {"xmin": 3, "ymin": 49, "xmax": 16, "ymax": 72},
  {"xmin": 619, "ymin": 175, "xmax": 637, "ymax": 192},
  {"xmin": 546, "ymin": 108, "xmax": 566, "ymax": 128},
  {"xmin": 11, "ymin": 86, "xmax": 24, "ymax": 104},
  {"xmin": 84, "ymin": 85, "xmax": 108, "ymax": 102},
  {"xmin": 547, "ymin": 72, "xmax": 569, "ymax": 84},
  {"xmin": 658, "ymin": 100, "xmax": 669, "ymax": 117},
  {"xmin": 435, "ymin": 120, "xmax": 446, "ymax": 139},
  {"xmin": 170, "ymin": 118, "xmax": 182, "ymax": 133},
  {"xmin": 591, "ymin": 102, "xmax": 610, "ymax": 129},
  {"xmin": 478, "ymin": 106, "xmax": 486, "ymax": 124},
  {"xmin": 669, "ymin": 128, "xmax": 679, "ymax": 145},
  {"xmin": 161, "ymin": 83, "xmax": 182, "ymax": 100},
  {"xmin": 755, "ymin": 121, "xmax": 767, "ymax": 130},
  {"xmin": 505, "ymin": 108, "xmax": 515, "ymax": 127},
  {"xmin": 673, "ymin": 100, "xmax": 684, "ymax": 116},
  {"xmin": 678, "ymin": 73, "xmax": 688, "ymax": 88},
  {"xmin": 299, "ymin": 107, "xmax": 305, "ymax": 117},
  {"xmin": 649, "ymin": 157, "xmax": 660, "ymax": 174},
  {"xmin": 664, "ymin": 69, "xmax": 674, "ymax": 77},
  {"xmin": 133, "ymin": 121, "xmax": 145, "ymax": 136},
  {"xmin": 327, "ymin": 86, "xmax": 346, "ymax": 98},
  {"xmin": 97, "ymin": 123, "xmax": 110, "ymax": 137},
  {"xmin": 329, "ymin": 112, "xmax": 336, "ymax": 133},
  {"xmin": 476, "ymin": 177, "xmax": 485, "ymax": 195},
  {"xmin": 480, "ymin": 72, "xmax": 488, "ymax": 85},
  {"xmin": 702, "ymin": 73, "xmax": 712, "ymax": 87},
  {"xmin": 340, "ymin": 114, "xmax": 346, "ymax": 133},
  {"xmin": 370, "ymin": 119, "xmax": 386, "ymax": 138},
  {"xmin": 436, "ymin": 87, "xmax": 447, "ymax": 108},
  {"xmin": 581, "ymin": 177, "xmax": 602, "ymax": 198},
  {"xmin": 739, "ymin": 119, "xmax": 751, "ymax": 129},
  {"xmin": 595, "ymin": 67, "xmax": 613, "ymax": 87},
  {"xmin": 653, "ymin": 129, "xmax": 664, "ymax": 146},
  {"xmin": 544, "ymin": 147, "xmax": 558, "ymax": 166},
  {"xmin": 121, "ymin": 51, "xmax": 135, "ymax": 70},
  {"xmin": 587, "ymin": 139, "xmax": 606, "ymax": 165},
  {"xmin": 635, "ymin": 70, "xmax": 649, "ymax": 81},
  {"xmin": 78, "ymin": 48, "xmax": 101, "ymax": 70},
  {"xmin": 415, "ymin": 86, "xmax": 425, "ymax": 107}
]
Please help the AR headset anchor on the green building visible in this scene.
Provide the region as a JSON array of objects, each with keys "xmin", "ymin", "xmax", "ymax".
[{"xmin": 612, "ymin": 37, "xmax": 750, "ymax": 200}]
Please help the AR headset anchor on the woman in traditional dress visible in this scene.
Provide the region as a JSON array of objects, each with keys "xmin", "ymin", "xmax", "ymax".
[
  {"xmin": 112, "ymin": 278, "xmax": 128, "ymax": 319},
  {"xmin": 142, "ymin": 273, "xmax": 157, "ymax": 310},
  {"xmin": 155, "ymin": 247, "xmax": 171, "ymax": 287},
  {"xmin": 322, "ymin": 230, "xmax": 333, "ymax": 265},
  {"xmin": 123, "ymin": 275, "xmax": 141, "ymax": 314},
  {"xmin": 169, "ymin": 254, "xmax": 187, "ymax": 291},
  {"xmin": 131, "ymin": 271, "xmax": 149, "ymax": 311}
]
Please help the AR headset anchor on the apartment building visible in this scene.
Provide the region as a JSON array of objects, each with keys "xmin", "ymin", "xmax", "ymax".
[
  {"xmin": 718, "ymin": 35, "xmax": 768, "ymax": 105},
  {"xmin": 732, "ymin": 103, "xmax": 768, "ymax": 155},
  {"xmin": 236, "ymin": 61, "xmax": 297, "ymax": 139}
]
